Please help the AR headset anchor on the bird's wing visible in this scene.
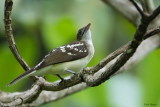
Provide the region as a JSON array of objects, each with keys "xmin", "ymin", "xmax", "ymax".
[
  {"xmin": 35, "ymin": 41, "xmax": 88, "ymax": 70},
  {"xmin": 7, "ymin": 41, "xmax": 88, "ymax": 86}
]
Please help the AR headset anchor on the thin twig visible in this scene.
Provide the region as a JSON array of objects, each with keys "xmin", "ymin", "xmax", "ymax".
[
  {"xmin": 144, "ymin": 27, "xmax": 160, "ymax": 39},
  {"xmin": 149, "ymin": 5, "xmax": 160, "ymax": 21},
  {"xmin": 4, "ymin": 0, "xmax": 38, "ymax": 85},
  {"xmin": 4, "ymin": 0, "xmax": 30, "ymax": 71},
  {"xmin": 84, "ymin": 42, "xmax": 130, "ymax": 74},
  {"xmin": 140, "ymin": 0, "xmax": 147, "ymax": 13},
  {"xmin": 130, "ymin": 0, "xmax": 145, "ymax": 17},
  {"xmin": 143, "ymin": 0, "xmax": 155, "ymax": 13}
]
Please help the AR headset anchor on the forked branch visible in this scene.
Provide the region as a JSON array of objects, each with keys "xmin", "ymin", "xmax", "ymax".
[
  {"xmin": 1, "ymin": 0, "xmax": 160, "ymax": 106},
  {"xmin": 4, "ymin": 0, "xmax": 30, "ymax": 71}
]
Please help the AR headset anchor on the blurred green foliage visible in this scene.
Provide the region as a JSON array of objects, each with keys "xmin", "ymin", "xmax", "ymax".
[{"xmin": 0, "ymin": 0, "xmax": 160, "ymax": 107}]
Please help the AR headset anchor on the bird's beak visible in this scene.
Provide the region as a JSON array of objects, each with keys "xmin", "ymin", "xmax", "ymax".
[
  {"xmin": 84, "ymin": 23, "xmax": 91, "ymax": 31},
  {"xmin": 76, "ymin": 23, "xmax": 91, "ymax": 41}
]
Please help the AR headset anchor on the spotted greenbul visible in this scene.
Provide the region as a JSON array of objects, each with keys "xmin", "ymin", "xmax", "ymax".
[{"xmin": 8, "ymin": 23, "xmax": 94, "ymax": 86}]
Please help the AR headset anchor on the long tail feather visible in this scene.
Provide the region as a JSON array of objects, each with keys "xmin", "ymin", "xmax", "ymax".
[{"xmin": 7, "ymin": 69, "xmax": 36, "ymax": 87}]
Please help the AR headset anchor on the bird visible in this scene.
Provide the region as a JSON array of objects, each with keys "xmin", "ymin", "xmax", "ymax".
[{"xmin": 7, "ymin": 23, "xmax": 94, "ymax": 86}]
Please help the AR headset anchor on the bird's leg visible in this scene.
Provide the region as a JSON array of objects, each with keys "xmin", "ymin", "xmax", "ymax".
[
  {"xmin": 56, "ymin": 74, "xmax": 64, "ymax": 82},
  {"xmin": 65, "ymin": 69, "xmax": 77, "ymax": 75}
]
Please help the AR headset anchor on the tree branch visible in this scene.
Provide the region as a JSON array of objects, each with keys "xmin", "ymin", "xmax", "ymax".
[
  {"xmin": 144, "ymin": 26, "xmax": 160, "ymax": 39},
  {"xmin": 1, "ymin": 0, "xmax": 160, "ymax": 106},
  {"xmin": 143, "ymin": 0, "xmax": 155, "ymax": 13},
  {"xmin": 4, "ymin": 0, "xmax": 30, "ymax": 71},
  {"xmin": 140, "ymin": 0, "xmax": 147, "ymax": 13},
  {"xmin": 130, "ymin": 0, "xmax": 145, "ymax": 18}
]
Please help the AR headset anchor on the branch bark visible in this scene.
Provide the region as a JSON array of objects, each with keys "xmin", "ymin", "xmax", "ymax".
[
  {"xmin": 1, "ymin": 0, "xmax": 160, "ymax": 106},
  {"xmin": 143, "ymin": 0, "xmax": 155, "ymax": 13},
  {"xmin": 4, "ymin": 0, "xmax": 30, "ymax": 71}
]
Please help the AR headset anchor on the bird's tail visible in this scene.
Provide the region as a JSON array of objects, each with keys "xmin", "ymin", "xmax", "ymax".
[{"xmin": 7, "ymin": 69, "xmax": 36, "ymax": 87}]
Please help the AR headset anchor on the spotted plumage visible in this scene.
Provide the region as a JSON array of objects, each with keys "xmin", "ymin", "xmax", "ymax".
[{"xmin": 35, "ymin": 41, "xmax": 88, "ymax": 70}]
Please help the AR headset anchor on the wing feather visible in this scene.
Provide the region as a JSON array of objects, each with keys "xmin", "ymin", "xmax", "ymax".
[{"xmin": 36, "ymin": 41, "xmax": 88, "ymax": 70}]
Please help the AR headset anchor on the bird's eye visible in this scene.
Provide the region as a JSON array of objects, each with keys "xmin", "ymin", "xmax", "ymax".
[
  {"xmin": 77, "ymin": 30, "xmax": 80, "ymax": 36},
  {"xmin": 77, "ymin": 29, "xmax": 82, "ymax": 36},
  {"xmin": 77, "ymin": 29, "xmax": 84, "ymax": 40},
  {"xmin": 77, "ymin": 28, "xmax": 85, "ymax": 36}
]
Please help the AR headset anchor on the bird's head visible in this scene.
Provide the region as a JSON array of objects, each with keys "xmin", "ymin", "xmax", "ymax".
[{"xmin": 77, "ymin": 23, "xmax": 91, "ymax": 42}]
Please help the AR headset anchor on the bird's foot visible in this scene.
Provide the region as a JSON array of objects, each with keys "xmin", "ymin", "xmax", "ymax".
[
  {"xmin": 65, "ymin": 69, "xmax": 77, "ymax": 75},
  {"xmin": 56, "ymin": 74, "xmax": 65, "ymax": 83}
]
